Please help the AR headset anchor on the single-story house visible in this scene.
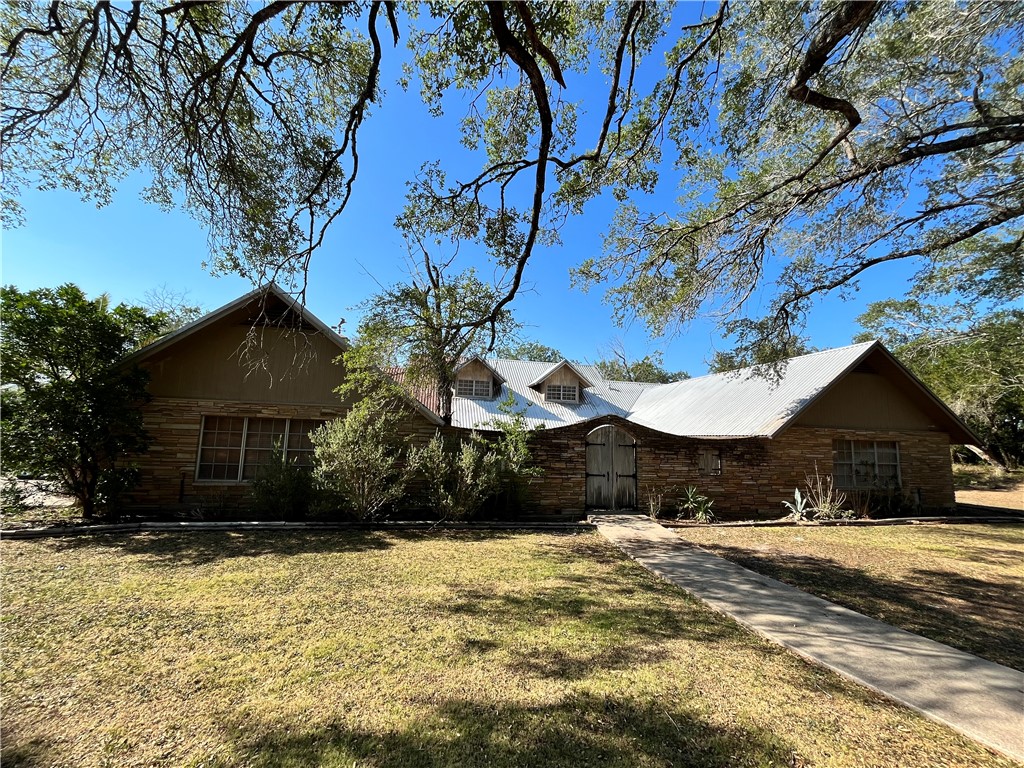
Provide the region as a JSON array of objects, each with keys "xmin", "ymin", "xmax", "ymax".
[{"xmin": 124, "ymin": 285, "xmax": 977, "ymax": 518}]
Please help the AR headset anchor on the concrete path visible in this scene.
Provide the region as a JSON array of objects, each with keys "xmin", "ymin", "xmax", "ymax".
[{"xmin": 595, "ymin": 514, "xmax": 1024, "ymax": 763}]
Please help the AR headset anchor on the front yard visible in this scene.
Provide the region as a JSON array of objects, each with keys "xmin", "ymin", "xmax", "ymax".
[
  {"xmin": 674, "ymin": 523, "xmax": 1024, "ymax": 671},
  {"xmin": 2, "ymin": 530, "xmax": 1015, "ymax": 767}
]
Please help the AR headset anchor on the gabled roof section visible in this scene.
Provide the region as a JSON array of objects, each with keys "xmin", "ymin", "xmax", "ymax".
[
  {"xmin": 526, "ymin": 359, "xmax": 595, "ymax": 389},
  {"xmin": 627, "ymin": 341, "xmax": 978, "ymax": 443},
  {"xmin": 454, "ymin": 354, "xmax": 506, "ymax": 385},
  {"xmin": 452, "ymin": 359, "xmax": 657, "ymax": 431},
  {"xmin": 125, "ymin": 283, "xmax": 348, "ymax": 364}
]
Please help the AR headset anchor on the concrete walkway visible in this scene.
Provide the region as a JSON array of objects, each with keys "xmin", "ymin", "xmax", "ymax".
[{"xmin": 595, "ymin": 514, "xmax": 1024, "ymax": 763}]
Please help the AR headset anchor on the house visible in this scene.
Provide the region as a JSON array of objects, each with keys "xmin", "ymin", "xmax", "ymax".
[{"xmin": 125, "ymin": 285, "xmax": 977, "ymax": 518}]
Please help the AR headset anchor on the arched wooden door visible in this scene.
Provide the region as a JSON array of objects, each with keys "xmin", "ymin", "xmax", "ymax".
[{"xmin": 585, "ymin": 425, "xmax": 637, "ymax": 510}]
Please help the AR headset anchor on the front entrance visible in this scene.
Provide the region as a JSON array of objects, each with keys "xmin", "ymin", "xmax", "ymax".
[{"xmin": 585, "ymin": 425, "xmax": 637, "ymax": 510}]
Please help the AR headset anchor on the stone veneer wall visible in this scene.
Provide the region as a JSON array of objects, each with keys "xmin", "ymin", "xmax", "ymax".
[
  {"xmin": 521, "ymin": 418, "xmax": 955, "ymax": 519},
  {"xmin": 127, "ymin": 397, "xmax": 440, "ymax": 512}
]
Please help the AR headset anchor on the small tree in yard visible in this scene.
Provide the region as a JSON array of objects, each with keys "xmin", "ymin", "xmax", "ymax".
[
  {"xmin": 310, "ymin": 403, "xmax": 411, "ymax": 521},
  {"xmin": 488, "ymin": 394, "xmax": 543, "ymax": 515},
  {"xmin": 0, "ymin": 284, "xmax": 163, "ymax": 519},
  {"xmin": 409, "ymin": 432, "xmax": 502, "ymax": 521}
]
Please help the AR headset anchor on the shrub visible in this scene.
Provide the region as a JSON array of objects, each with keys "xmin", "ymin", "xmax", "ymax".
[
  {"xmin": 804, "ymin": 466, "xmax": 851, "ymax": 521},
  {"xmin": 781, "ymin": 487, "xmax": 810, "ymax": 521},
  {"xmin": 488, "ymin": 394, "xmax": 544, "ymax": 515},
  {"xmin": 409, "ymin": 431, "xmax": 501, "ymax": 521},
  {"xmin": 310, "ymin": 405, "xmax": 410, "ymax": 521},
  {"xmin": 678, "ymin": 485, "xmax": 716, "ymax": 523},
  {"xmin": 249, "ymin": 444, "xmax": 317, "ymax": 520}
]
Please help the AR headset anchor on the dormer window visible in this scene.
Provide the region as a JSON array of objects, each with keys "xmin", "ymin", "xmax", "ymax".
[
  {"xmin": 545, "ymin": 383, "xmax": 578, "ymax": 403},
  {"xmin": 456, "ymin": 378, "xmax": 492, "ymax": 398}
]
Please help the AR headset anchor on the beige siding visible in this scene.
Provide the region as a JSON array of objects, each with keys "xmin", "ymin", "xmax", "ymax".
[
  {"xmin": 795, "ymin": 372, "xmax": 936, "ymax": 431},
  {"xmin": 143, "ymin": 324, "xmax": 345, "ymax": 405},
  {"xmin": 545, "ymin": 367, "xmax": 584, "ymax": 387}
]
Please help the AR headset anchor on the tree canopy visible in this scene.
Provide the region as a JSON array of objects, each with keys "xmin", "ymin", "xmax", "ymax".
[
  {"xmin": 3, "ymin": 2, "xmax": 1021, "ymax": 358},
  {"xmin": 0, "ymin": 284, "xmax": 163, "ymax": 517}
]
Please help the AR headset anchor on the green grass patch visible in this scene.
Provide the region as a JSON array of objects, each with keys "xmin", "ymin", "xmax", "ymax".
[
  {"xmin": 675, "ymin": 524, "xmax": 1024, "ymax": 671},
  {"xmin": 2, "ymin": 530, "xmax": 1014, "ymax": 767}
]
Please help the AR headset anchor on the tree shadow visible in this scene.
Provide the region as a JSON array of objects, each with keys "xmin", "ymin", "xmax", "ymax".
[
  {"xmin": 695, "ymin": 543, "xmax": 1024, "ymax": 671},
  {"xmin": 45, "ymin": 529, "xmax": 401, "ymax": 567},
  {"xmin": 222, "ymin": 693, "xmax": 800, "ymax": 768}
]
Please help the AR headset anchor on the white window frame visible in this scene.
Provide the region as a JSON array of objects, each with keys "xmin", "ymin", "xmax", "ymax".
[
  {"xmin": 455, "ymin": 378, "xmax": 492, "ymax": 398},
  {"xmin": 195, "ymin": 416, "xmax": 323, "ymax": 483},
  {"xmin": 545, "ymin": 383, "xmax": 578, "ymax": 403},
  {"xmin": 832, "ymin": 439, "xmax": 901, "ymax": 489}
]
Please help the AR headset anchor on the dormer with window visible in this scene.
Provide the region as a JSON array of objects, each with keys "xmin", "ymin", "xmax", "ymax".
[
  {"xmin": 529, "ymin": 360, "xmax": 593, "ymax": 404},
  {"xmin": 453, "ymin": 356, "xmax": 504, "ymax": 400}
]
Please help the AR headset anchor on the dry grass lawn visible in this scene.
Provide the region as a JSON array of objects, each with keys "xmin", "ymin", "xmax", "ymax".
[
  {"xmin": 675, "ymin": 524, "xmax": 1024, "ymax": 671},
  {"xmin": 2, "ymin": 530, "xmax": 1016, "ymax": 768}
]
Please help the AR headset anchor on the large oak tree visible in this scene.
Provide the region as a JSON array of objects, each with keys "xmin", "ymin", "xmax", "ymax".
[{"xmin": 3, "ymin": 1, "xmax": 1021, "ymax": 359}]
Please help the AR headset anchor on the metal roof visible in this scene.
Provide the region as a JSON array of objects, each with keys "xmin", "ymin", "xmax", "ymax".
[
  {"xmin": 627, "ymin": 342, "xmax": 877, "ymax": 437},
  {"xmin": 452, "ymin": 359, "xmax": 657, "ymax": 431}
]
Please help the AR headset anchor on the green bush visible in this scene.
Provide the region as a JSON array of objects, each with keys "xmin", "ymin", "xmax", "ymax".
[
  {"xmin": 249, "ymin": 444, "xmax": 317, "ymax": 520},
  {"xmin": 678, "ymin": 485, "xmax": 716, "ymax": 523},
  {"xmin": 310, "ymin": 405, "xmax": 410, "ymax": 520},
  {"xmin": 409, "ymin": 431, "xmax": 501, "ymax": 521}
]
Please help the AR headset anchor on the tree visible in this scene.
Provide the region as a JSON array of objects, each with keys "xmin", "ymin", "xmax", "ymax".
[
  {"xmin": 141, "ymin": 285, "xmax": 205, "ymax": 335},
  {"xmin": 593, "ymin": 340, "xmax": 687, "ymax": 383},
  {"xmin": 856, "ymin": 302, "xmax": 1024, "ymax": 468},
  {"xmin": 493, "ymin": 340, "xmax": 564, "ymax": 362},
  {"xmin": 352, "ymin": 262, "xmax": 517, "ymax": 424},
  {"xmin": 4, "ymin": 2, "xmax": 1021, "ymax": 357},
  {"xmin": 0, "ymin": 284, "xmax": 164, "ymax": 518},
  {"xmin": 706, "ymin": 338, "xmax": 815, "ymax": 374}
]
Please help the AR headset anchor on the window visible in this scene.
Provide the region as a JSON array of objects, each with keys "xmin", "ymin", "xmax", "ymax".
[
  {"xmin": 698, "ymin": 447, "xmax": 722, "ymax": 476},
  {"xmin": 832, "ymin": 440, "xmax": 900, "ymax": 489},
  {"xmin": 456, "ymin": 378, "xmax": 491, "ymax": 398},
  {"xmin": 545, "ymin": 383, "xmax": 578, "ymax": 402},
  {"xmin": 197, "ymin": 416, "xmax": 324, "ymax": 482}
]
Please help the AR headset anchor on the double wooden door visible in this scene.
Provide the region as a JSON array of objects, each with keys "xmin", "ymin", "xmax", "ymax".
[{"xmin": 585, "ymin": 425, "xmax": 637, "ymax": 510}]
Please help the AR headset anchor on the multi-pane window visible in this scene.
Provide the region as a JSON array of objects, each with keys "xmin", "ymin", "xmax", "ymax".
[
  {"xmin": 545, "ymin": 384, "xmax": 578, "ymax": 402},
  {"xmin": 832, "ymin": 439, "xmax": 901, "ymax": 489},
  {"xmin": 698, "ymin": 447, "xmax": 722, "ymax": 476},
  {"xmin": 456, "ymin": 378, "xmax": 491, "ymax": 398},
  {"xmin": 196, "ymin": 416, "xmax": 324, "ymax": 482}
]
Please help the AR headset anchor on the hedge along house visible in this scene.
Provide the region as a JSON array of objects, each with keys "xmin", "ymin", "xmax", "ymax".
[
  {"xmin": 125, "ymin": 285, "xmax": 976, "ymax": 518},
  {"xmin": 447, "ymin": 345, "xmax": 978, "ymax": 518},
  {"xmin": 123, "ymin": 285, "xmax": 443, "ymax": 511}
]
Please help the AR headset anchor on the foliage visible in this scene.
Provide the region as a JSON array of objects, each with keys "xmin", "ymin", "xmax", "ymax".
[
  {"xmin": 353, "ymin": 266, "xmax": 517, "ymax": 423},
  {"xmin": 594, "ymin": 341, "xmax": 687, "ymax": 383},
  {"xmin": 249, "ymin": 443, "xmax": 317, "ymax": 521},
  {"xmin": 677, "ymin": 485, "xmax": 716, "ymax": 524},
  {"xmin": 140, "ymin": 285, "xmax": 205, "ymax": 335},
  {"xmin": 310, "ymin": 404, "xmax": 411, "ymax": 521},
  {"xmin": 494, "ymin": 340, "xmax": 564, "ymax": 362},
  {"xmin": 0, "ymin": 479, "xmax": 29, "ymax": 516},
  {"xmin": 408, "ymin": 431, "xmax": 502, "ymax": 521},
  {"xmin": 0, "ymin": 284, "xmax": 163, "ymax": 519},
  {"xmin": 781, "ymin": 488, "xmax": 810, "ymax": 522},
  {"xmin": 803, "ymin": 467, "xmax": 853, "ymax": 521},
  {"xmin": 6, "ymin": 3, "xmax": 1019, "ymax": 361},
  {"xmin": 645, "ymin": 485, "xmax": 674, "ymax": 521},
  {"xmin": 857, "ymin": 305, "xmax": 1024, "ymax": 468},
  {"xmin": 708, "ymin": 338, "xmax": 815, "ymax": 374},
  {"xmin": 487, "ymin": 394, "xmax": 543, "ymax": 515}
]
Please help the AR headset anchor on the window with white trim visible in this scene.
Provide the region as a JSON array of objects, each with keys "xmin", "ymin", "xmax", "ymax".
[
  {"xmin": 698, "ymin": 447, "xmax": 722, "ymax": 476},
  {"xmin": 832, "ymin": 439, "xmax": 901, "ymax": 489},
  {"xmin": 197, "ymin": 416, "xmax": 324, "ymax": 482},
  {"xmin": 456, "ymin": 378, "xmax": 492, "ymax": 398},
  {"xmin": 545, "ymin": 383, "xmax": 578, "ymax": 402}
]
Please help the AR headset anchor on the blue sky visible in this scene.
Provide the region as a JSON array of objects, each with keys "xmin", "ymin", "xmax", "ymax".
[{"xmin": 0, "ymin": 11, "xmax": 918, "ymax": 377}]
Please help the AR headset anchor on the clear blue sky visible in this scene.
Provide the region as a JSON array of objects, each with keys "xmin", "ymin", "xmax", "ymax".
[{"xmin": 0, "ymin": 13, "xmax": 917, "ymax": 377}]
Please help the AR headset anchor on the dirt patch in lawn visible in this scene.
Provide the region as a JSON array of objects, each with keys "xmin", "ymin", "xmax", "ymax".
[{"xmin": 675, "ymin": 523, "xmax": 1024, "ymax": 671}]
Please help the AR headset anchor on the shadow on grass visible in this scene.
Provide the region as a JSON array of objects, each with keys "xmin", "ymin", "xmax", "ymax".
[
  {"xmin": 222, "ymin": 693, "xmax": 799, "ymax": 768},
  {"xmin": 698, "ymin": 543, "xmax": 1024, "ymax": 672},
  {"xmin": 46, "ymin": 529, "xmax": 403, "ymax": 566}
]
